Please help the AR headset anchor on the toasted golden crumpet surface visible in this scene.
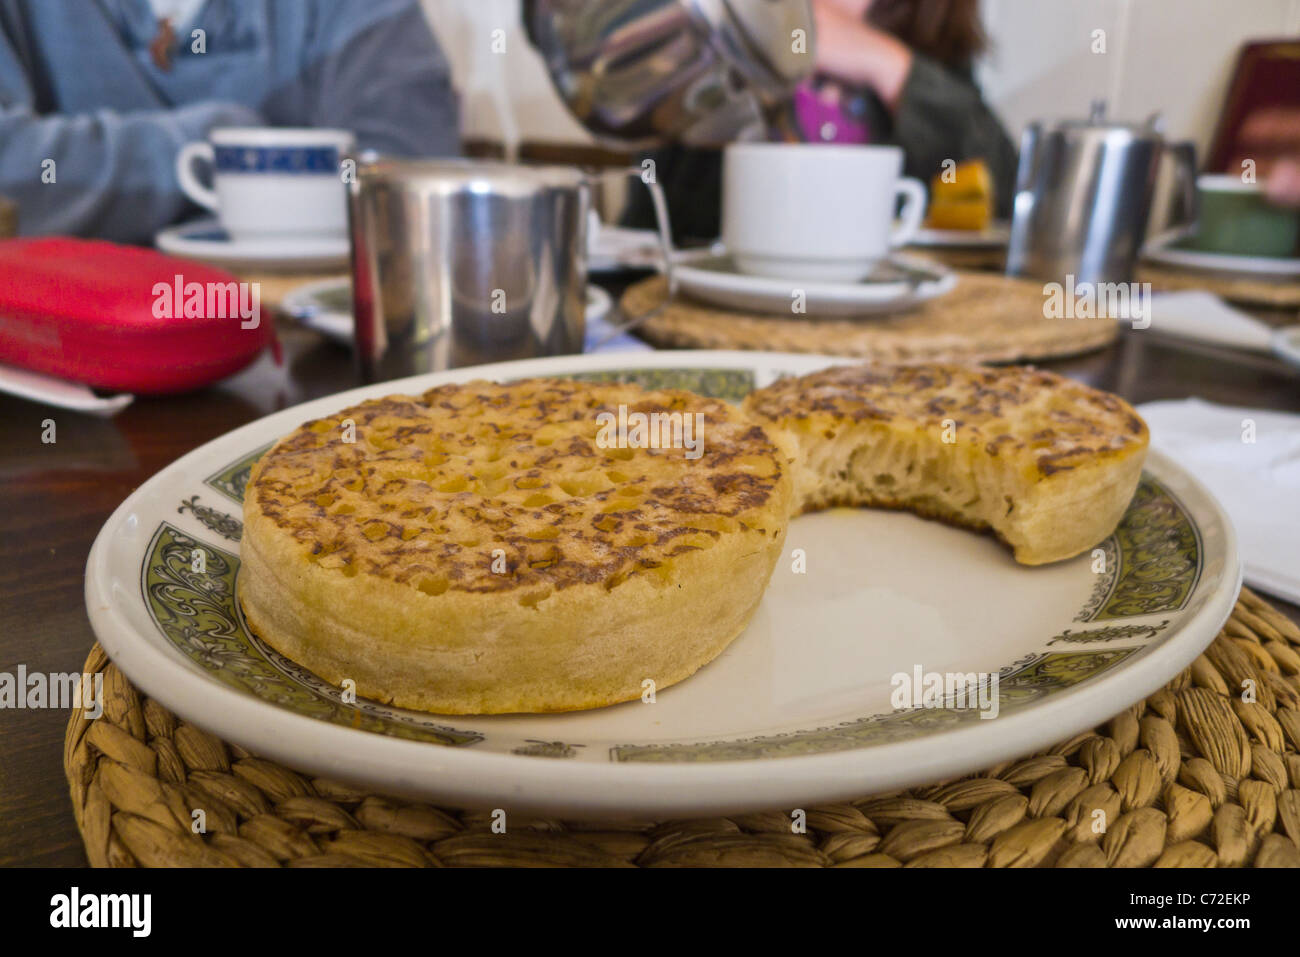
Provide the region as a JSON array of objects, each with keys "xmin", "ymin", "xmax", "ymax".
[{"xmin": 239, "ymin": 377, "xmax": 792, "ymax": 714}]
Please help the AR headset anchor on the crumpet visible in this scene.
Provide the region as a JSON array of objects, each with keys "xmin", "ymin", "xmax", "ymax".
[
  {"xmin": 238, "ymin": 378, "xmax": 791, "ymax": 714},
  {"xmin": 743, "ymin": 363, "xmax": 1148, "ymax": 565}
]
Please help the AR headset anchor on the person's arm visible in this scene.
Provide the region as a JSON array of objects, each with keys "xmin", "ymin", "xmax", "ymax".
[
  {"xmin": 812, "ymin": 0, "xmax": 1019, "ymax": 218},
  {"xmin": 0, "ymin": 16, "xmax": 262, "ymax": 242},
  {"xmin": 812, "ymin": 0, "xmax": 912, "ymax": 110},
  {"xmin": 1265, "ymin": 158, "xmax": 1300, "ymax": 208},
  {"xmin": 265, "ymin": 0, "xmax": 460, "ymax": 158},
  {"xmin": 0, "ymin": 100, "xmax": 262, "ymax": 243},
  {"xmin": 890, "ymin": 55, "xmax": 1019, "ymax": 218}
]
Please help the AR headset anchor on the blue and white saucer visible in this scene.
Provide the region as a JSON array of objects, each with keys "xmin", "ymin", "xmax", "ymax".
[{"xmin": 155, "ymin": 218, "xmax": 349, "ymax": 272}]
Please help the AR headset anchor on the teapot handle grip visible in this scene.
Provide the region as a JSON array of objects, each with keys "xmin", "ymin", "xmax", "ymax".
[
  {"xmin": 584, "ymin": 164, "xmax": 679, "ymax": 348},
  {"xmin": 1151, "ymin": 140, "xmax": 1200, "ymax": 247},
  {"xmin": 1171, "ymin": 140, "xmax": 1199, "ymax": 236}
]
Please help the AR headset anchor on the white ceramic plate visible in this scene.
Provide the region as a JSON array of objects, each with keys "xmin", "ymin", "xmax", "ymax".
[
  {"xmin": 908, "ymin": 223, "xmax": 1009, "ymax": 249},
  {"xmin": 1142, "ymin": 235, "xmax": 1300, "ymax": 279},
  {"xmin": 155, "ymin": 218, "xmax": 350, "ymax": 272},
  {"xmin": 279, "ymin": 278, "xmax": 613, "ymax": 346},
  {"xmin": 672, "ymin": 252, "xmax": 958, "ymax": 317},
  {"xmin": 85, "ymin": 351, "xmax": 1239, "ymax": 818},
  {"xmin": 279, "ymin": 276, "xmax": 613, "ymax": 351}
]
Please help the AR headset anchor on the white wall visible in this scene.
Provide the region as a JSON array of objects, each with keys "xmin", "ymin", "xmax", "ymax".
[
  {"xmin": 423, "ymin": 0, "xmax": 1300, "ymax": 158},
  {"xmin": 421, "ymin": 0, "xmax": 592, "ymax": 149},
  {"xmin": 977, "ymin": 0, "xmax": 1300, "ymax": 155}
]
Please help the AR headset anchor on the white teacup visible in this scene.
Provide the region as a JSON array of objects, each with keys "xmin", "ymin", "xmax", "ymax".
[
  {"xmin": 722, "ymin": 143, "xmax": 927, "ymax": 282},
  {"xmin": 176, "ymin": 127, "xmax": 355, "ymax": 239}
]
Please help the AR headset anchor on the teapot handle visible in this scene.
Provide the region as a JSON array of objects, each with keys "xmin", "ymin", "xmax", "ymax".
[
  {"xmin": 584, "ymin": 164, "xmax": 679, "ymax": 347},
  {"xmin": 1149, "ymin": 140, "xmax": 1199, "ymax": 247},
  {"xmin": 628, "ymin": 163, "xmax": 678, "ymax": 297}
]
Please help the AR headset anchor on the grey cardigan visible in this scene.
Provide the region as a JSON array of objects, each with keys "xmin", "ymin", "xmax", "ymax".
[{"xmin": 0, "ymin": 0, "xmax": 460, "ymax": 243}]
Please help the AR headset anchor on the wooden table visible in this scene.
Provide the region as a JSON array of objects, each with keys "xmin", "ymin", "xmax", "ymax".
[{"xmin": 3, "ymin": 279, "xmax": 1299, "ymax": 866}]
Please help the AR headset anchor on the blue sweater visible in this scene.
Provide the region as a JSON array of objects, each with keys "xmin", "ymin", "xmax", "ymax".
[{"xmin": 0, "ymin": 0, "xmax": 460, "ymax": 242}]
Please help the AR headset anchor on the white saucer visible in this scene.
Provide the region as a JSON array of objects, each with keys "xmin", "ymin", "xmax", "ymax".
[
  {"xmin": 672, "ymin": 250, "xmax": 957, "ymax": 317},
  {"xmin": 1142, "ymin": 236, "xmax": 1300, "ymax": 279},
  {"xmin": 280, "ymin": 277, "xmax": 614, "ymax": 347},
  {"xmin": 0, "ymin": 361, "xmax": 133, "ymax": 415},
  {"xmin": 155, "ymin": 219, "xmax": 350, "ymax": 272},
  {"xmin": 908, "ymin": 222, "xmax": 1009, "ymax": 249}
]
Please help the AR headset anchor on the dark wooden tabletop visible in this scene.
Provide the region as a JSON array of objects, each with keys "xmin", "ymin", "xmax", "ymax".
[{"xmin": 3, "ymin": 278, "xmax": 1299, "ymax": 866}]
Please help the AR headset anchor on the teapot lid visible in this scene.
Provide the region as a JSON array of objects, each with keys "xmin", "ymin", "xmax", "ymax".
[{"xmin": 1040, "ymin": 100, "xmax": 1167, "ymax": 139}]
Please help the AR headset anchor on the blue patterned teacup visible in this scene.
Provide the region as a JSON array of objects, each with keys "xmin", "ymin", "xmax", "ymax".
[{"xmin": 176, "ymin": 127, "xmax": 355, "ymax": 239}]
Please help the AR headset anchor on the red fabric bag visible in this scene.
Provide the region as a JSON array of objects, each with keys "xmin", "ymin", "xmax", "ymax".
[{"xmin": 0, "ymin": 237, "xmax": 279, "ymax": 393}]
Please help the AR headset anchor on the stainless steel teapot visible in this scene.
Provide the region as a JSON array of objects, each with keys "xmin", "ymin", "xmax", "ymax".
[
  {"xmin": 1006, "ymin": 103, "xmax": 1199, "ymax": 285},
  {"xmin": 524, "ymin": 0, "xmax": 815, "ymax": 146}
]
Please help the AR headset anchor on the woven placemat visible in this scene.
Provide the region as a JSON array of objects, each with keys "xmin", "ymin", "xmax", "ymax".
[
  {"xmin": 64, "ymin": 586, "xmax": 1300, "ymax": 867},
  {"xmin": 229, "ymin": 270, "xmax": 349, "ymax": 313},
  {"xmin": 624, "ymin": 272, "xmax": 1118, "ymax": 363},
  {"xmin": 894, "ymin": 249, "xmax": 1300, "ymax": 310},
  {"xmin": 903, "ymin": 245, "xmax": 1006, "ymax": 273},
  {"xmin": 1138, "ymin": 263, "xmax": 1300, "ymax": 309}
]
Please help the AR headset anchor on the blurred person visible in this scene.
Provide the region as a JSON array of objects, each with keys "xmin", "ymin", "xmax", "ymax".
[
  {"xmin": 624, "ymin": 0, "xmax": 1017, "ymax": 243},
  {"xmin": 1266, "ymin": 159, "xmax": 1300, "ymax": 207},
  {"xmin": 1229, "ymin": 105, "xmax": 1300, "ymax": 209},
  {"xmin": 0, "ymin": 0, "xmax": 460, "ymax": 243}
]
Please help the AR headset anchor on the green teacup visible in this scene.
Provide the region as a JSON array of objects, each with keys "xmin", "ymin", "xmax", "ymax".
[{"xmin": 1183, "ymin": 174, "xmax": 1299, "ymax": 258}]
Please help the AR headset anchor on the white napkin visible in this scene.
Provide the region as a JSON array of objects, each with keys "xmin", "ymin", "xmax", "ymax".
[
  {"xmin": 1146, "ymin": 290, "xmax": 1274, "ymax": 351},
  {"xmin": 0, "ymin": 362, "xmax": 133, "ymax": 416},
  {"xmin": 1138, "ymin": 398, "xmax": 1300, "ymax": 604}
]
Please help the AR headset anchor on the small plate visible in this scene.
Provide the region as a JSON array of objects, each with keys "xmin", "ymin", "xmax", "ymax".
[
  {"xmin": 672, "ymin": 250, "xmax": 957, "ymax": 317},
  {"xmin": 909, "ymin": 223, "xmax": 1009, "ymax": 249},
  {"xmin": 0, "ymin": 362, "xmax": 133, "ymax": 415},
  {"xmin": 1142, "ymin": 236, "xmax": 1300, "ymax": 279},
  {"xmin": 280, "ymin": 278, "xmax": 613, "ymax": 346},
  {"xmin": 155, "ymin": 219, "xmax": 350, "ymax": 272},
  {"xmin": 84, "ymin": 351, "xmax": 1239, "ymax": 818}
]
